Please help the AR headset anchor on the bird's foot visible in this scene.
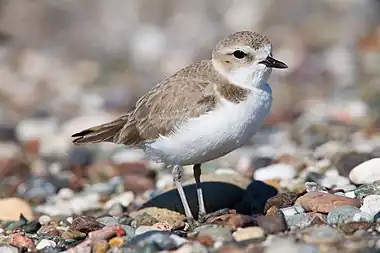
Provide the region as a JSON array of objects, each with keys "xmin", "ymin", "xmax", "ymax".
[
  {"xmin": 185, "ymin": 209, "xmax": 233, "ymax": 231},
  {"xmin": 198, "ymin": 208, "xmax": 232, "ymax": 223},
  {"xmin": 186, "ymin": 217, "xmax": 201, "ymax": 231}
]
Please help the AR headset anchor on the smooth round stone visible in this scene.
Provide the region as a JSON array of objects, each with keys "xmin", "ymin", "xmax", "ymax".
[
  {"xmin": 39, "ymin": 215, "xmax": 52, "ymax": 225},
  {"xmin": 36, "ymin": 239, "xmax": 56, "ymax": 250},
  {"xmin": 57, "ymin": 188, "xmax": 74, "ymax": 200},
  {"xmin": 97, "ymin": 216, "xmax": 119, "ymax": 226},
  {"xmin": 127, "ymin": 230, "xmax": 185, "ymax": 249},
  {"xmin": 296, "ymin": 192, "xmax": 360, "ymax": 213},
  {"xmin": 194, "ymin": 225, "xmax": 233, "ymax": 243},
  {"xmin": 285, "ymin": 213, "xmax": 313, "ymax": 229},
  {"xmin": 105, "ymin": 191, "xmax": 134, "ymax": 209},
  {"xmin": 360, "ymin": 195, "xmax": 380, "ymax": 216},
  {"xmin": 254, "ymin": 163, "xmax": 296, "ymax": 181},
  {"xmin": 327, "ymin": 206, "xmax": 373, "ymax": 225},
  {"xmin": 301, "ymin": 225, "xmax": 343, "ymax": 244},
  {"xmin": 349, "ymin": 158, "xmax": 380, "ymax": 184},
  {"xmin": 135, "ymin": 225, "xmax": 160, "ymax": 236},
  {"xmin": 232, "ymin": 226, "xmax": 265, "ymax": 242}
]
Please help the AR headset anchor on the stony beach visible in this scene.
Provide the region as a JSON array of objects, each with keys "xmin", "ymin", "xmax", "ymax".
[{"xmin": 0, "ymin": 0, "xmax": 380, "ymax": 252}]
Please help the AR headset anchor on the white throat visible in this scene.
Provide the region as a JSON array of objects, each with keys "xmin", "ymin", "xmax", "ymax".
[{"xmin": 212, "ymin": 59, "xmax": 271, "ymax": 91}]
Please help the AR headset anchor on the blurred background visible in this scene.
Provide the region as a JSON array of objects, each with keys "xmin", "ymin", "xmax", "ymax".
[{"xmin": 0, "ymin": 0, "xmax": 379, "ymax": 201}]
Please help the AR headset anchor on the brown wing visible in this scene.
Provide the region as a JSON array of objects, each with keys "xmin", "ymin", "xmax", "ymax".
[
  {"xmin": 115, "ymin": 77, "xmax": 217, "ymax": 144},
  {"xmin": 72, "ymin": 60, "xmax": 219, "ymax": 146}
]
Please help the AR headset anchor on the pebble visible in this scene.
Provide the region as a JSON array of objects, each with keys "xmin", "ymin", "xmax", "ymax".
[
  {"xmin": 39, "ymin": 215, "xmax": 52, "ymax": 225},
  {"xmin": 134, "ymin": 225, "xmax": 161, "ymax": 236},
  {"xmin": 253, "ymin": 163, "xmax": 296, "ymax": 181},
  {"xmin": 104, "ymin": 191, "xmax": 134, "ymax": 209},
  {"xmin": 296, "ymin": 192, "xmax": 360, "ymax": 213},
  {"xmin": 194, "ymin": 225, "xmax": 233, "ymax": 243},
  {"xmin": 232, "ymin": 226, "xmax": 265, "ymax": 241},
  {"xmin": 335, "ymin": 152, "xmax": 374, "ymax": 178},
  {"xmin": 88, "ymin": 224, "xmax": 126, "ymax": 240},
  {"xmin": 0, "ymin": 198, "xmax": 34, "ymax": 221},
  {"xmin": 354, "ymin": 181, "xmax": 380, "ymax": 198},
  {"xmin": 109, "ymin": 237, "xmax": 124, "ymax": 248},
  {"xmin": 92, "ymin": 240, "xmax": 109, "ymax": 253},
  {"xmin": 301, "ymin": 224, "xmax": 343, "ymax": 244},
  {"xmin": 61, "ymin": 229, "xmax": 87, "ymax": 240},
  {"xmin": 264, "ymin": 192, "xmax": 299, "ymax": 214},
  {"xmin": 305, "ymin": 182, "xmax": 328, "ymax": 193},
  {"xmin": 10, "ymin": 234, "xmax": 35, "ymax": 250},
  {"xmin": 280, "ymin": 205, "xmax": 305, "ymax": 217},
  {"xmin": 256, "ymin": 215, "xmax": 287, "ymax": 234},
  {"xmin": 360, "ymin": 195, "xmax": 380, "ymax": 216},
  {"xmin": 36, "ymin": 239, "xmax": 56, "ymax": 250},
  {"xmin": 338, "ymin": 221, "xmax": 372, "ymax": 234},
  {"xmin": 97, "ymin": 216, "xmax": 119, "ymax": 226},
  {"xmin": 349, "ymin": 158, "xmax": 380, "ymax": 184},
  {"xmin": 327, "ymin": 206, "xmax": 373, "ymax": 225},
  {"xmin": 285, "ymin": 213, "xmax": 313, "ymax": 229},
  {"xmin": 69, "ymin": 216, "xmax": 104, "ymax": 234}
]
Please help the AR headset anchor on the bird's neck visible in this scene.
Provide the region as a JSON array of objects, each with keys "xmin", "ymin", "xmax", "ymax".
[{"xmin": 212, "ymin": 59, "xmax": 271, "ymax": 92}]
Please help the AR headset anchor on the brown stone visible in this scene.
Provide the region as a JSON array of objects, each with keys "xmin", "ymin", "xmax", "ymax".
[
  {"xmin": 264, "ymin": 192, "xmax": 299, "ymax": 214},
  {"xmin": 296, "ymin": 192, "xmax": 360, "ymax": 213},
  {"xmin": 61, "ymin": 229, "xmax": 87, "ymax": 240},
  {"xmin": 195, "ymin": 234, "xmax": 214, "ymax": 247},
  {"xmin": 338, "ymin": 221, "xmax": 372, "ymax": 234},
  {"xmin": 69, "ymin": 216, "xmax": 104, "ymax": 234},
  {"xmin": 130, "ymin": 207, "xmax": 185, "ymax": 228},
  {"xmin": 37, "ymin": 225, "xmax": 60, "ymax": 236},
  {"xmin": 206, "ymin": 213, "xmax": 255, "ymax": 229},
  {"xmin": 0, "ymin": 198, "xmax": 34, "ymax": 221},
  {"xmin": 256, "ymin": 215, "xmax": 287, "ymax": 234}
]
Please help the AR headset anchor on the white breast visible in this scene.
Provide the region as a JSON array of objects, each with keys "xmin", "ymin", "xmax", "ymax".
[{"xmin": 144, "ymin": 86, "xmax": 272, "ymax": 166}]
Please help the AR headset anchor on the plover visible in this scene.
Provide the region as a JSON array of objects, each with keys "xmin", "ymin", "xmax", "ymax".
[{"xmin": 72, "ymin": 31, "xmax": 287, "ymax": 226}]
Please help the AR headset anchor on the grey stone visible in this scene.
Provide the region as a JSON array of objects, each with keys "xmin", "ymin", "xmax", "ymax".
[{"xmin": 327, "ymin": 206, "xmax": 373, "ymax": 225}]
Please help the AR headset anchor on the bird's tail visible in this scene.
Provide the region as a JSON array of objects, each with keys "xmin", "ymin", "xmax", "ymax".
[{"xmin": 71, "ymin": 116, "xmax": 128, "ymax": 145}]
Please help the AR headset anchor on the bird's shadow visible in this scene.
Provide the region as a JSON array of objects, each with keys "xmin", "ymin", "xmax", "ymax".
[{"xmin": 140, "ymin": 180, "xmax": 277, "ymax": 217}]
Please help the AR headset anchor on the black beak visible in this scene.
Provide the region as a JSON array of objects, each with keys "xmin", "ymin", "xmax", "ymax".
[{"xmin": 259, "ymin": 56, "xmax": 288, "ymax": 69}]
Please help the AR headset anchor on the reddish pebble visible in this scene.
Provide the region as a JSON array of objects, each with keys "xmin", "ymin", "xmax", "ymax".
[
  {"xmin": 296, "ymin": 192, "xmax": 360, "ymax": 213},
  {"xmin": 88, "ymin": 224, "xmax": 125, "ymax": 241},
  {"xmin": 10, "ymin": 234, "xmax": 35, "ymax": 250}
]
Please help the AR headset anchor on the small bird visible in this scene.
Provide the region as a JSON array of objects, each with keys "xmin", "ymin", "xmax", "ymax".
[{"xmin": 72, "ymin": 31, "xmax": 287, "ymax": 226}]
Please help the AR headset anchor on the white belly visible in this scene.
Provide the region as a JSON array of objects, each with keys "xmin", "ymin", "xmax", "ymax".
[{"xmin": 143, "ymin": 88, "xmax": 272, "ymax": 165}]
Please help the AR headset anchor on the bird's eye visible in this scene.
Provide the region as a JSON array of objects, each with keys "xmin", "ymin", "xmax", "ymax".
[{"xmin": 232, "ymin": 50, "xmax": 247, "ymax": 59}]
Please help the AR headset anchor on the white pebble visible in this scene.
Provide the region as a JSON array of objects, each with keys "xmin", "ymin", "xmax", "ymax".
[
  {"xmin": 349, "ymin": 158, "xmax": 380, "ymax": 184},
  {"xmin": 360, "ymin": 195, "xmax": 380, "ymax": 216},
  {"xmin": 105, "ymin": 191, "xmax": 134, "ymax": 209},
  {"xmin": 135, "ymin": 226, "xmax": 160, "ymax": 236},
  {"xmin": 254, "ymin": 163, "xmax": 296, "ymax": 181},
  {"xmin": 36, "ymin": 239, "xmax": 56, "ymax": 250},
  {"xmin": 38, "ymin": 215, "xmax": 52, "ymax": 225},
  {"xmin": 280, "ymin": 205, "xmax": 305, "ymax": 217}
]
